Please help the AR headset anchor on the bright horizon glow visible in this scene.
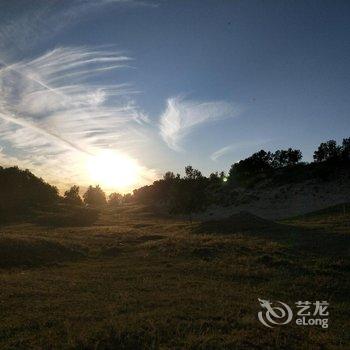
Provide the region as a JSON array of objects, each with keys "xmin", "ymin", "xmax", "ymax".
[{"xmin": 86, "ymin": 150, "xmax": 140, "ymax": 192}]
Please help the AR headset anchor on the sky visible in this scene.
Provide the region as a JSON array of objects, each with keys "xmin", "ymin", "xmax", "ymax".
[{"xmin": 0, "ymin": 0, "xmax": 349, "ymax": 193}]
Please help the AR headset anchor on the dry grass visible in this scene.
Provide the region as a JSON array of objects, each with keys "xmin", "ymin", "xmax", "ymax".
[{"xmin": 0, "ymin": 204, "xmax": 349, "ymax": 349}]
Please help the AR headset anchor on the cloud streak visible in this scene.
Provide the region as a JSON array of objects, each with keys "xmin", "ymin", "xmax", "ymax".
[
  {"xmin": 159, "ymin": 96, "xmax": 239, "ymax": 151},
  {"xmin": 210, "ymin": 139, "xmax": 273, "ymax": 161},
  {"xmin": 0, "ymin": 46, "xmax": 155, "ymax": 190},
  {"xmin": 0, "ymin": 0, "xmax": 157, "ymax": 57},
  {"xmin": 0, "ymin": 111, "xmax": 90, "ymax": 155},
  {"xmin": 210, "ymin": 144, "xmax": 235, "ymax": 161}
]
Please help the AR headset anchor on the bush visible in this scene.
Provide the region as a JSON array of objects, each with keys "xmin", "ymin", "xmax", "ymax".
[
  {"xmin": 83, "ymin": 185, "xmax": 107, "ymax": 206},
  {"xmin": 0, "ymin": 166, "xmax": 59, "ymax": 215}
]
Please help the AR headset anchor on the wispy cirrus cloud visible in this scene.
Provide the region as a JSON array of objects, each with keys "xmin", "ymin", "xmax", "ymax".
[
  {"xmin": 159, "ymin": 96, "xmax": 239, "ymax": 151},
  {"xmin": 210, "ymin": 139, "xmax": 273, "ymax": 161},
  {"xmin": 0, "ymin": 0, "xmax": 158, "ymax": 57},
  {"xmin": 93, "ymin": 0, "xmax": 159, "ymax": 7},
  {"xmin": 0, "ymin": 46, "xmax": 155, "ymax": 190},
  {"xmin": 210, "ymin": 144, "xmax": 235, "ymax": 161}
]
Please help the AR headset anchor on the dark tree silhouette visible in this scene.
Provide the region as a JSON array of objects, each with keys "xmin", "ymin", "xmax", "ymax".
[
  {"xmin": 228, "ymin": 149, "xmax": 273, "ymax": 185},
  {"xmin": 64, "ymin": 185, "xmax": 83, "ymax": 206},
  {"xmin": 83, "ymin": 185, "xmax": 107, "ymax": 206},
  {"xmin": 0, "ymin": 166, "xmax": 59, "ymax": 218},
  {"xmin": 341, "ymin": 138, "xmax": 350, "ymax": 162},
  {"xmin": 168, "ymin": 166, "xmax": 209, "ymax": 220},
  {"xmin": 184, "ymin": 165, "xmax": 202, "ymax": 179},
  {"xmin": 313, "ymin": 140, "xmax": 342, "ymax": 162},
  {"xmin": 286, "ymin": 148, "xmax": 302, "ymax": 166},
  {"xmin": 123, "ymin": 193, "xmax": 133, "ymax": 203},
  {"xmin": 108, "ymin": 192, "xmax": 123, "ymax": 206},
  {"xmin": 272, "ymin": 148, "xmax": 302, "ymax": 167},
  {"xmin": 163, "ymin": 171, "xmax": 176, "ymax": 180}
]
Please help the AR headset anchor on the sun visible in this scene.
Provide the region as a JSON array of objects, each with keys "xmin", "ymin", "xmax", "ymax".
[{"xmin": 86, "ymin": 150, "xmax": 140, "ymax": 191}]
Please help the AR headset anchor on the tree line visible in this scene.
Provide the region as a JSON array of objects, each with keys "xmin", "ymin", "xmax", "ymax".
[
  {"xmin": 63, "ymin": 185, "xmax": 132, "ymax": 207},
  {"xmin": 1, "ymin": 137, "xmax": 349, "ymax": 223},
  {"xmin": 0, "ymin": 167, "xmax": 128, "ymax": 224},
  {"xmin": 132, "ymin": 137, "xmax": 350, "ymax": 217}
]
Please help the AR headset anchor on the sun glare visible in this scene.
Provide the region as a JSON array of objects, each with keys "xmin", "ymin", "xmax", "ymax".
[{"xmin": 86, "ymin": 150, "xmax": 140, "ymax": 191}]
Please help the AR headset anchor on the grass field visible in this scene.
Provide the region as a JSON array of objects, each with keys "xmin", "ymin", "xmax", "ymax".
[{"xmin": 0, "ymin": 204, "xmax": 349, "ymax": 349}]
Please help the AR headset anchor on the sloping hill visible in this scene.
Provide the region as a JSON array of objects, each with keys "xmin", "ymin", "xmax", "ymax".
[{"xmin": 199, "ymin": 172, "xmax": 350, "ymax": 220}]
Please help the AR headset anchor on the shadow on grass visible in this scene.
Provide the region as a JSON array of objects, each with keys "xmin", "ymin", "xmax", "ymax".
[
  {"xmin": 0, "ymin": 237, "xmax": 85, "ymax": 268},
  {"xmin": 32, "ymin": 206, "xmax": 100, "ymax": 227},
  {"xmin": 192, "ymin": 211, "xmax": 350, "ymax": 256}
]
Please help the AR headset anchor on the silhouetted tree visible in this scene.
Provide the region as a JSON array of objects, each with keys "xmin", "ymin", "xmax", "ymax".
[
  {"xmin": 207, "ymin": 171, "xmax": 228, "ymax": 204},
  {"xmin": 0, "ymin": 166, "xmax": 59, "ymax": 218},
  {"xmin": 286, "ymin": 148, "xmax": 302, "ymax": 165},
  {"xmin": 83, "ymin": 185, "xmax": 107, "ymax": 206},
  {"xmin": 229, "ymin": 150, "xmax": 273, "ymax": 185},
  {"xmin": 209, "ymin": 172, "xmax": 220, "ymax": 181},
  {"xmin": 123, "ymin": 193, "xmax": 133, "ymax": 204},
  {"xmin": 341, "ymin": 138, "xmax": 350, "ymax": 162},
  {"xmin": 272, "ymin": 148, "xmax": 302, "ymax": 167},
  {"xmin": 163, "ymin": 171, "xmax": 176, "ymax": 180},
  {"xmin": 313, "ymin": 140, "xmax": 341, "ymax": 162},
  {"xmin": 108, "ymin": 192, "xmax": 123, "ymax": 206},
  {"xmin": 133, "ymin": 171, "xmax": 181, "ymax": 205},
  {"xmin": 184, "ymin": 165, "xmax": 202, "ymax": 179},
  {"xmin": 64, "ymin": 185, "xmax": 83, "ymax": 206},
  {"xmin": 168, "ymin": 166, "xmax": 209, "ymax": 220}
]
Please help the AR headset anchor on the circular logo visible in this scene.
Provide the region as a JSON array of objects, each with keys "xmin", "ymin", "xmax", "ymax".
[{"xmin": 258, "ymin": 298, "xmax": 293, "ymax": 328}]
